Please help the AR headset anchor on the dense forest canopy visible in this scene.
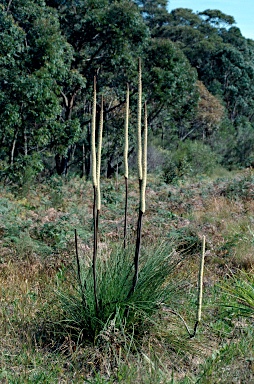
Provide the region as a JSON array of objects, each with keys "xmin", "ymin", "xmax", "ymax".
[{"xmin": 1, "ymin": 0, "xmax": 254, "ymax": 185}]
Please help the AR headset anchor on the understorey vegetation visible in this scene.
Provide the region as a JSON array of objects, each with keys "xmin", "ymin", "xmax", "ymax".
[{"xmin": 1, "ymin": 170, "xmax": 254, "ymax": 382}]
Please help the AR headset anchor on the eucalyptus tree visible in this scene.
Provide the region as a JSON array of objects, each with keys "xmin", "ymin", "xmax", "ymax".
[
  {"xmin": 0, "ymin": 0, "xmax": 73, "ymax": 180},
  {"xmin": 134, "ymin": 0, "xmax": 170, "ymax": 36},
  {"xmin": 161, "ymin": 8, "xmax": 254, "ymax": 130},
  {"xmin": 142, "ymin": 38, "xmax": 198, "ymax": 145},
  {"xmin": 0, "ymin": 0, "xmax": 204, "ymax": 180},
  {"xmin": 45, "ymin": 0, "xmax": 150, "ymax": 176}
]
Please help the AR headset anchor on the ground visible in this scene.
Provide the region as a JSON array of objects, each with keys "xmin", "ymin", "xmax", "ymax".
[{"xmin": 0, "ymin": 170, "xmax": 253, "ymax": 383}]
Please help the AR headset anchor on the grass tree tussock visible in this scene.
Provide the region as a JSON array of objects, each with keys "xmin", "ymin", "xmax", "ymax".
[
  {"xmin": 57, "ymin": 242, "xmax": 188, "ymax": 342},
  {"xmin": 56, "ymin": 59, "xmax": 195, "ymax": 348}
]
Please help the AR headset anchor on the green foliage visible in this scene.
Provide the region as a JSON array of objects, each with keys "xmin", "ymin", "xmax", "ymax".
[
  {"xmin": 136, "ymin": 0, "xmax": 169, "ymax": 28},
  {"xmin": 221, "ymin": 171, "xmax": 254, "ymax": 200},
  {"xmin": 0, "ymin": 0, "xmax": 72, "ymax": 173},
  {"xmin": 36, "ymin": 218, "xmax": 70, "ymax": 250},
  {"xmin": 5, "ymin": 153, "xmax": 44, "ymax": 192},
  {"xmin": 57, "ymin": 242, "xmax": 186, "ymax": 343},
  {"xmin": 143, "ymin": 39, "xmax": 198, "ymax": 134},
  {"xmin": 0, "ymin": 196, "xmax": 52, "ymax": 261},
  {"xmin": 199, "ymin": 9, "xmax": 235, "ymax": 27},
  {"xmin": 0, "ymin": 0, "xmax": 254, "ymax": 176},
  {"xmin": 0, "ymin": 186, "xmax": 85, "ymax": 261},
  {"xmin": 211, "ymin": 118, "xmax": 254, "ymax": 169},
  {"xmin": 204, "ymin": 46, "xmax": 254, "ymax": 122},
  {"xmin": 163, "ymin": 140, "xmax": 220, "ymax": 183},
  {"xmin": 222, "ymin": 271, "xmax": 254, "ymax": 318},
  {"xmin": 164, "ymin": 7, "xmax": 254, "ymax": 128},
  {"xmin": 1, "ymin": 172, "xmax": 254, "ymax": 382}
]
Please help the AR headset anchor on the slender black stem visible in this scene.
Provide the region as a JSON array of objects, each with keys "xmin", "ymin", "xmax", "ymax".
[
  {"xmin": 133, "ymin": 209, "xmax": 143, "ymax": 291},
  {"xmin": 123, "ymin": 176, "xmax": 128, "ymax": 249},
  {"xmin": 128, "ymin": 208, "xmax": 143, "ymax": 298},
  {"xmin": 190, "ymin": 321, "xmax": 199, "ymax": 338},
  {"xmin": 96, "ymin": 209, "xmax": 100, "ymax": 255},
  {"xmin": 128, "ymin": 179, "xmax": 143, "ymax": 297},
  {"xmin": 93, "ymin": 186, "xmax": 99, "ymax": 314},
  {"xmin": 75, "ymin": 229, "xmax": 81, "ymax": 282},
  {"xmin": 74, "ymin": 229, "xmax": 86, "ymax": 306}
]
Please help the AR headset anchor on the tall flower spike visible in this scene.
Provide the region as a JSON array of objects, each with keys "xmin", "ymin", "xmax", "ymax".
[
  {"xmin": 124, "ymin": 84, "xmax": 130, "ymax": 249},
  {"xmin": 92, "ymin": 76, "xmax": 97, "ymax": 188},
  {"xmin": 141, "ymin": 101, "xmax": 147, "ymax": 214},
  {"xmin": 137, "ymin": 57, "xmax": 143, "ymax": 181},
  {"xmin": 124, "ymin": 84, "xmax": 129, "ymax": 180},
  {"xmin": 97, "ymin": 95, "xmax": 103, "ymax": 212},
  {"xmin": 197, "ymin": 235, "xmax": 205, "ymax": 323}
]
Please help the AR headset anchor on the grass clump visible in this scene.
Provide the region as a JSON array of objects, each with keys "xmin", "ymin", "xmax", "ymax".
[
  {"xmin": 56, "ymin": 241, "xmax": 188, "ymax": 346},
  {"xmin": 222, "ymin": 270, "xmax": 254, "ymax": 319}
]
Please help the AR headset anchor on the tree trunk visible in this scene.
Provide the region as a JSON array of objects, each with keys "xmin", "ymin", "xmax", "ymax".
[
  {"xmin": 10, "ymin": 129, "xmax": 18, "ymax": 165},
  {"xmin": 82, "ymin": 144, "xmax": 86, "ymax": 178},
  {"xmin": 55, "ymin": 150, "xmax": 70, "ymax": 176},
  {"xmin": 24, "ymin": 128, "xmax": 28, "ymax": 156}
]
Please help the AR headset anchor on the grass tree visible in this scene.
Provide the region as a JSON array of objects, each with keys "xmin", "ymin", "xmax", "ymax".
[{"xmin": 57, "ymin": 59, "xmax": 192, "ymax": 346}]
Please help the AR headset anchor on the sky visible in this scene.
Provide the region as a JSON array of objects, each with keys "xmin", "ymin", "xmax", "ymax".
[{"xmin": 167, "ymin": 0, "xmax": 254, "ymax": 40}]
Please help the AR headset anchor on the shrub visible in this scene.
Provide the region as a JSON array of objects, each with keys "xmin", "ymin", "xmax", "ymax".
[
  {"xmin": 4, "ymin": 153, "xmax": 44, "ymax": 194},
  {"xmin": 163, "ymin": 140, "xmax": 220, "ymax": 183},
  {"xmin": 222, "ymin": 172, "xmax": 254, "ymax": 200},
  {"xmin": 210, "ymin": 118, "xmax": 254, "ymax": 169}
]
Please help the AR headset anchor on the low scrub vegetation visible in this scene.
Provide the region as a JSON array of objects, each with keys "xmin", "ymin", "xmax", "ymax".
[{"xmin": 1, "ymin": 169, "xmax": 254, "ymax": 383}]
